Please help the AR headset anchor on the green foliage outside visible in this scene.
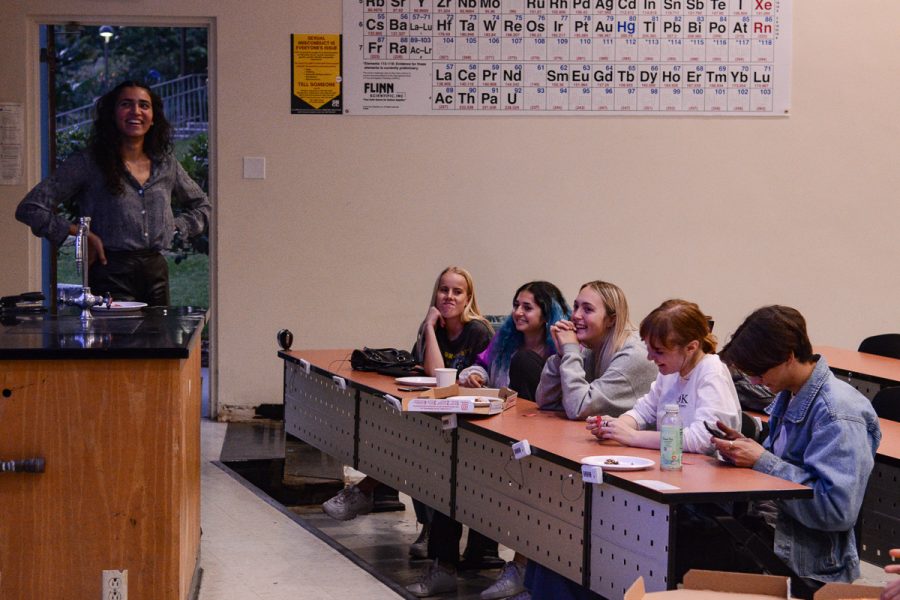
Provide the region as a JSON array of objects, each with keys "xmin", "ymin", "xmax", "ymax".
[
  {"xmin": 53, "ymin": 25, "xmax": 207, "ymax": 109},
  {"xmin": 57, "ymin": 246, "xmax": 209, "ymax": 308}
]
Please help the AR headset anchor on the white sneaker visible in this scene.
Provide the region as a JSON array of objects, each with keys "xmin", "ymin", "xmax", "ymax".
[
  {"xmin": 321, "ymin": 485, "xmax": 373, "ymax": 521},
  {"xmin": 406, "ymin": 559, "xmax": 458, "ymax": 597},
  {"xmin": 480, "ymin": 561, "xmax": 525, "ymax": 599}
]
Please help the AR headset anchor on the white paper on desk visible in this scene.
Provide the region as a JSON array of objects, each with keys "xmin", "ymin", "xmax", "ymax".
[{"xmin": 633, "ymin": 479, "xmax": 680, "ymax": 491}]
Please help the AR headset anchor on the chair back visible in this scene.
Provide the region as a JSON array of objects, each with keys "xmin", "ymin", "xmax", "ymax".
[
  {"xmin": 858, "ymin": 333, "xmax": 900, "ymax": 360},
  {"xmin": 740, "ymin": 411, "xmax": 766, "ymax": 442},
  {"xmin": 872, "ymin": 386, "xmax": 900, "ymax": 422}
]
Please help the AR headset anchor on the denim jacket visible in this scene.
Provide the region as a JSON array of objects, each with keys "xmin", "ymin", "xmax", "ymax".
[{"xmin": 753, "ymin": 357, "xmax": 881, "ymax": 583}]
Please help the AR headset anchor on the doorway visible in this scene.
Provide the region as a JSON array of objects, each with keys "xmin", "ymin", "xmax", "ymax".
[{"xmin": 38, "ymin": 21, "xmax": 217, "ymax": 417}]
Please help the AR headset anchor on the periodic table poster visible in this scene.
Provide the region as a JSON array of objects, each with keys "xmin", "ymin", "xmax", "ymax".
[{"xmin": 343, "ymin": 0, "xmax": 791, "ymax": 115}]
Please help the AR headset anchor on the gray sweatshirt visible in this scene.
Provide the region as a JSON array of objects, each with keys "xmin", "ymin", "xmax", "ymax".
[{"xmin": 535, "ymin": 334, "xmax": 658, "ymax": 420}]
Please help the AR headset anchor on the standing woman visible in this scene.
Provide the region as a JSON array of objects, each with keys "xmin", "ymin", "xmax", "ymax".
[
  {"xmin": 536, "ymin": 280, "xmax": 658, "ymax": 420},
  {"xmin": 16, "ymin": 80, "xmax": 210, "ymax": 306}
]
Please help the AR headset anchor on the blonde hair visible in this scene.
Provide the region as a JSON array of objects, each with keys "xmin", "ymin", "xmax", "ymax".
[
  {"xmin": 639, "ymin": 299, "xmax": 717, "ymax": 353},
  {"xmin": 580, "ymin": 280, "xmax": 634, "ymax": 375},
  {"xmin": 429, "ymin": 266, "xmax": 488, "ymax": 325}
]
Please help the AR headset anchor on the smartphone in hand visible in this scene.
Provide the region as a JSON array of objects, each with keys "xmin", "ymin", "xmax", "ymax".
[{"xmin": 704, "ymin": 421, "xmax": 728, "ymax": 439}]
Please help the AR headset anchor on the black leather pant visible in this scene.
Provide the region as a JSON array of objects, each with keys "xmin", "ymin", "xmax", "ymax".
[
  {"xmin": 89, "ymin": 250, "xmax": 170, "ymax": 306},
  {"xmin": 427, "ymin": 510, "xmax": 498, "ymax": 564}
]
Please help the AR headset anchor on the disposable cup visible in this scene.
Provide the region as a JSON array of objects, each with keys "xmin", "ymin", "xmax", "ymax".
[{"xmin": 435, "ymin": 368, "xmax": 457, "ymax": 388}]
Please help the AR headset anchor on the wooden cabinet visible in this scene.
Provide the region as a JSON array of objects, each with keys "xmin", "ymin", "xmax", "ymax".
[{"xmin": 0, "ymin": 341, "xmax": 201, "ymax": 599}]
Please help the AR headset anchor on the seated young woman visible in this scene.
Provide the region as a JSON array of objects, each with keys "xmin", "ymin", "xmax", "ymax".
[
  {"xmin": 520, "ymin": 281, "xmax": 657, "ymax": 600},
  {"xmin": 408, "ymin": 281, "xmax": 568, "ymax": 598},
  {"xmin": 536, "ymin": 280, "xmax": 658, "ymax": 420},
  {"xmin": 711, "ymin": 306, "xmax": 881, "ymax": 596},
  {"xmin": 413, "ymin": 265, "xmax": 494, "ymax": 375},
  {"xmin": 436, "ymin": 282, "xmax": 569, "ymax": 600},
  {"xmin": 587, "ymin": 298, "xmax": 741, "ymax": 455},
  {"xmin": 459, "ymin": 280, "xmax": 569, "ymax": 398},
  {"xmin": 322, "ymin": 267, "xmax": 492, "ymax": 539}
]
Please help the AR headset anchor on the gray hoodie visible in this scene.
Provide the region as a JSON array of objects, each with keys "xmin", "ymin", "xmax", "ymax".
[{"xmin": 535, "ymin": 333, "xmax": 658, "ymax": 420}]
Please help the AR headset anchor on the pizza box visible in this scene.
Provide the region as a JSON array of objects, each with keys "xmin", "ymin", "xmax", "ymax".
[
  {"xmin": 402, "ymin": 384, "xmax": 517, "ymax": 415},
  {"xmin": 625, "ymin": 570, "xmax": 789, "ymax": 600},
  {"xmin": 813, "ymin": 582, "xmax": 883, "ymax": 599}
]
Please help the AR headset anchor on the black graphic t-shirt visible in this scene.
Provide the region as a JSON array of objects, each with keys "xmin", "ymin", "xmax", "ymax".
[{"xmin": 434, "ymin": 319, "xmax": 492, "ymax": 372}]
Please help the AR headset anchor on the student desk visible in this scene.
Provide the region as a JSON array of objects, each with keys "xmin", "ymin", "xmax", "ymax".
[
  {"xmin": 815, "ymin": 345, "xmax": 900, "ymax": 399},
  {"xmin": 280, "ymin": 349, "xmax": 810, "ymax": 597}
]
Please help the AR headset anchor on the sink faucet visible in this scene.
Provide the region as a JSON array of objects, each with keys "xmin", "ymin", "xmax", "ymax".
[{"xmin": 59, "ymin": 217, "xmax": 110, "ymax": 322}]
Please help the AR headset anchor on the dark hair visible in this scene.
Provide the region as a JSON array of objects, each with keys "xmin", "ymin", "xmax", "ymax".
[
  {"xmin": 489, "ymin": 281, "xmax": 570, "ymax": 374},
  {"xmin": 639, "ymin": 299, "xmax": 717, "ymax": 353},
  {"xmin": 719, "ymin": 305, "xmax": 814, "ymax": 376},
  {"xmin": 89, "ymin": 81, "xmax": 172, "ymax": 194},
  {"xmin": 515, "ymin": 281, "xmax": 569, "ymax": 335}
]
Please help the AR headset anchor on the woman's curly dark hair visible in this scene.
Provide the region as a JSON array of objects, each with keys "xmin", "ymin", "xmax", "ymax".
[{"xmin": 89, "ymin": 81, "xmax": 172, "ymax": 194}]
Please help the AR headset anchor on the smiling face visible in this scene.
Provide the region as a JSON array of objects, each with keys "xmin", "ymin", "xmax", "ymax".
[
  {"xmin": 571, "ymin": 286, "xmax": 614, "ymax": 348},
  {"xmin": 434, "ymin": 272, "xmax": 469, "ymax": 323},
  {"xmin": 114, "ymin": 86, "xmax": 154, "ymax": 140},
  {"xmin": 511, "ymin": 290, "xmax": 545, "ymax": 337},
  {"xmin": 645, "ymin": 338, "xmax": 700, "ymax": 376}
]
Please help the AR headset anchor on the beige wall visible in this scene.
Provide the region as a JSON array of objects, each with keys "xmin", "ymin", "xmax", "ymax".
[{"xmin": 2, "ymin": 1, "xmax": 898, "ymax": 418}]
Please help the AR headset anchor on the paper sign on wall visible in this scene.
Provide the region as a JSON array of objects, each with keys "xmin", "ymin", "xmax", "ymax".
[{"xmin": 291, "ymin": 34, "xmax": 343, "ymax": 114}]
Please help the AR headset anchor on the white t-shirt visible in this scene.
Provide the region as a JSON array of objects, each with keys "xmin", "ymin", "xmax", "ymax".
[{"xmin": 622, "ymin": 353, "xmax": 741, "ymax": 454}]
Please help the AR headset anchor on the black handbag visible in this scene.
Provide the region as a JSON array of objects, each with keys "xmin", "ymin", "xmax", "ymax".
[{"xmin": 350, "ymin": 347, "xmax": 422, "ymax": 376}]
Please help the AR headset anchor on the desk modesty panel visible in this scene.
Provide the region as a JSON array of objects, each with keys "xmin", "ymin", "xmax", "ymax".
[
  {"xmin": 859, "ymin": 417, "xmax": 900, "ymax": 568},
  {"xmin": 815, "ymin": 345, "xmax": 900, "ymax": 400},
  {"xmin": 279, "ymin": 349, "xmax": 811, "ymax": 594}
]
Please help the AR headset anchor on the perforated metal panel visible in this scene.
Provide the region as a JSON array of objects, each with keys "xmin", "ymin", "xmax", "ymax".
[
  {"xmin": 357, "ymin": 392, "xmax": 453, "ymax": 514},
  {"xmin": 832, "ymin": 372, "xmax": 882, "ymax": 400},
  {"xmin": 589, "ymin": 485, "xmax": 671, "ymax": 596},
  {"xmin": 860, "ymin": 461, "xmax": 900, "ymax": 567},
  {"xmin": 283, "ymin": 362, "xmax": 355, "ymax": 465},
  {"xmin": 456, "ymin": 429, "xmax": 585, "ymax": 584}
]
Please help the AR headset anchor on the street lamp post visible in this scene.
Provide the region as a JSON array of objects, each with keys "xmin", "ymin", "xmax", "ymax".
[{"xmin": 99, "ymin": 26, "xmax": 113, "ymax": 87}]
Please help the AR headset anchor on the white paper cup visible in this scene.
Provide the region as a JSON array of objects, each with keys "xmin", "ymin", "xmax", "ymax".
[{"xmin": 435, "ymin": 368, "xmax": 457, "ymax": 388}]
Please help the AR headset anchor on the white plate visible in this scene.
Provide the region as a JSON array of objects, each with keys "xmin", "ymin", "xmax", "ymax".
[
  {"xmin": 395, "ymin": 376, "xmax": 437, "ymax": 387},
  {"xmin": 580, "ymin": 455, "xmax": 655, "ymax": 471},
  {"xmin": 92, "ymin": 301, "xmax": 148, "ymax": 312},
  {"xmin": 445, "ymin": 395, "xmax": 494, "ymax": 407}
]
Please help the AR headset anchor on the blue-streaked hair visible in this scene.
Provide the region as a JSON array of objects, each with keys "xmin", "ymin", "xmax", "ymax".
[{"xmin": 489, "ymin": 281, "xmax": 570, "ymax": 374}]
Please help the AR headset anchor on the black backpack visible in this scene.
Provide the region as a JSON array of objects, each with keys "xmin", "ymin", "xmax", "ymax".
[{"xmin": 350, "ymin": 347, "xmax": 422, "ymax": 377}]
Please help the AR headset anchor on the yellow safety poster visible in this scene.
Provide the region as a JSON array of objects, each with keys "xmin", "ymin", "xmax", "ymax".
[{"xmin": 291, "ymin": 34, "xmax": 342, "ymax": 114}]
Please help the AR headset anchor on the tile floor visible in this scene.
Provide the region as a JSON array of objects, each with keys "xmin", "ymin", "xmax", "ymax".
[
  {"xmin": 198, "ymin": 420, "xmax": 401, "ymax": 600},
  {"xmin": 197, "ymin": 420, "xmax": 898, "ymax": 599}
]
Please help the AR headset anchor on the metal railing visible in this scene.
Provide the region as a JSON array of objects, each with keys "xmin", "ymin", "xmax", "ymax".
[{"xmin": 56, "ymin": 74, "xmax": 208, "ymax": 137}]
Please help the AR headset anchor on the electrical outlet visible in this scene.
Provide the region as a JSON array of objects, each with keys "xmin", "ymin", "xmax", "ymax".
[
  {"xmin": 102, "ymin": 569, "xmax": 128, "ymax": 600},
  {"xmin": 441, "ymin": 414, "xmax": 457, "ymax": 430}
]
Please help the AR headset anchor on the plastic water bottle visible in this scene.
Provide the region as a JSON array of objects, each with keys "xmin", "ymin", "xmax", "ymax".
[{"xmin": 660, "ymin": 404, "xmax": 683, "ymax": 471}]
